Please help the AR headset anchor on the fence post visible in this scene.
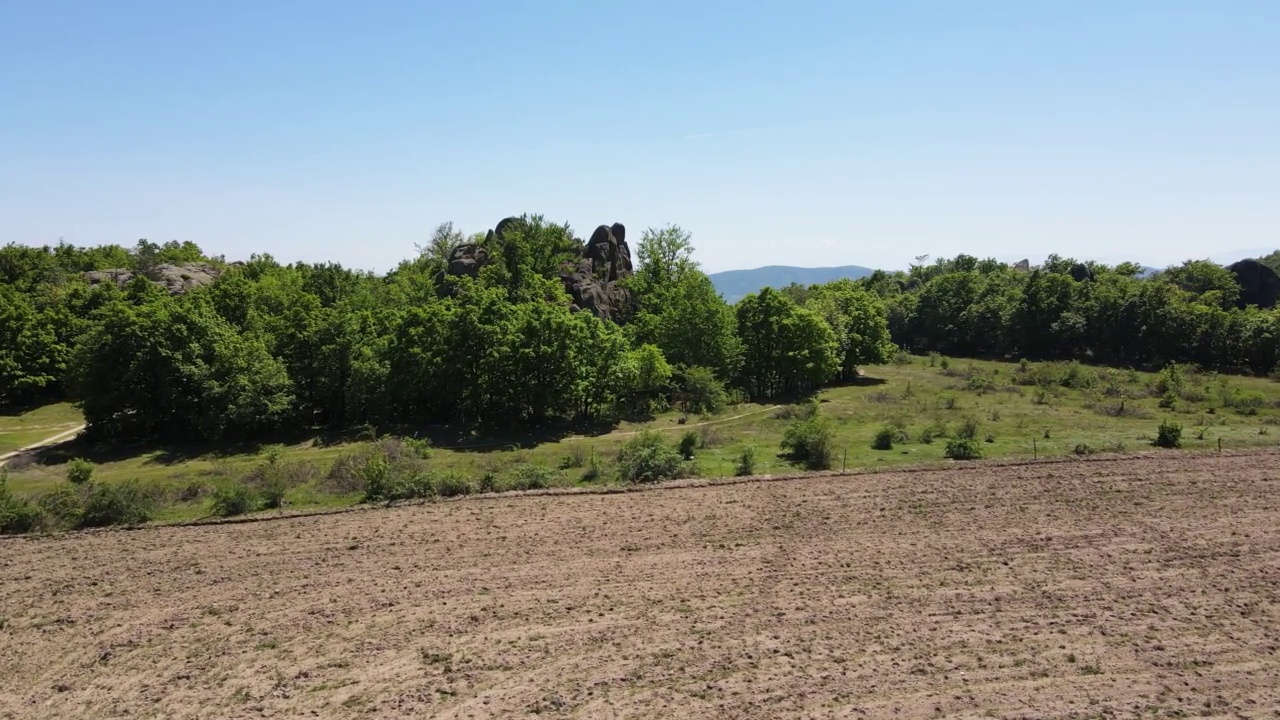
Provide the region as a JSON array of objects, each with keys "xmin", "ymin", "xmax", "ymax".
[
  {"xmin": 1218, "ymin": 437, "xmax": 1222, "ymax": 453},
  {"xmin": 842, "ymin": 449, "xmax": 847, "ymax": 473},
  {"xmin": 1033, "ymin": 439, "xmax": 1037, "ymax": 460}
]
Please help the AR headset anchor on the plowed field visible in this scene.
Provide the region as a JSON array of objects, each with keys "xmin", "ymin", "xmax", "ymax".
[{"xmin": 3, "ymin": 452, "xmax": 1279, "ymax": 719}]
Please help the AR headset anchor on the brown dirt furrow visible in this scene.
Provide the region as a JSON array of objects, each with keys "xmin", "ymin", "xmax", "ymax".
[{"xmin": 2, "ymin": 452, "xmax": 1279, "ymax": 719}]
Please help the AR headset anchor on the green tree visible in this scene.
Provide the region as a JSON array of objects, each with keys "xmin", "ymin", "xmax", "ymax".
[
  {"xmin": 735, "ymin": 288, "xmax": 839, "ymax": 399},
  {"xmin": 804, "ymin": 280, "xmax": 895, "ymax": 380}
]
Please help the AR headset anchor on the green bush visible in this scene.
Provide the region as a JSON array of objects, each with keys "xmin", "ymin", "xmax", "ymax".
[
  {"xmin": 618, "ymin": 430, "xmax": 684, "ymax": 483},
  {"xmin": 510, "ymin": 465, "xmax": 557, "ymax": 491},
  {"xmin": 433, "ymin": 474, "xmax": 472, "ymax": 498},
  {"xmin": 944, "ymin": 438, "xmax": 983, "ymax": 460},
  {"xmin": 735, "ymin": 446, "xmax": 757, "ymax": 476},
  {"xmin": 957, "ymin": 416, "xmax": 980, "ymax": 440},
  {"xmin": 259, "ymin": 466, "xmax": 287, "ymax": 510},
  {"xmin": 678, "ymin": 430, "xmax": 699, "ymax": 460},
  {"xmin": 871, "ymin": 427, "xmax": 895, "ymax": 451},
  {"xmin": 477, "ymin": 472, "xmax": 499, "ymax": 494},
  {"xmin": 780, "ymin": 416, "xmax": 834, "ymax": 470},
  {"xmin": 210, "ymin": 482, "xmax": 256, "ymax": 517},
  {"xmin": 0, "ymin": 474, "xmax": 41, "ymax": 535},
  {"xmin": 38, "ymin": 485, "xmax": 86, "ymax": 529},
  {"xmin": 1154, "ymin": 420, "xmax": 1182, "ymax": 449},
  {"xmin": 1073, "ymin": 442, "xmax": 1095, "ymax": 455},
  {"xmin": 66, "ymin": 458, "xmax": 94, "ymax": 485},
  {"xmin": 80, "ymin": 481, "xmax": 154, "ymax": 527}
]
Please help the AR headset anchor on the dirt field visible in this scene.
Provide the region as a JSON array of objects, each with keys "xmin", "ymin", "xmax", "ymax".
[{"xmin": 2, "ymin": 452, "xmax": 1279, "ymax": 719}]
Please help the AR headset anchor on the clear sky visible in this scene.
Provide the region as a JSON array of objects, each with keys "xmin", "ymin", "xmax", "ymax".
[{"xmin": 2, "ymin": 1, "xmax": 1277, "ymax": 273}]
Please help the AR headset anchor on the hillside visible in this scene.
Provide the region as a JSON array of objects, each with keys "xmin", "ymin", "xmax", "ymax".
[{"xmin": 709, "ymin": 264, "xmax": 876, "ymax": 302}]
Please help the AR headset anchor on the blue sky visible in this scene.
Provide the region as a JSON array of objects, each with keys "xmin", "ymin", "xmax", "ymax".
[{"xmin": 2, "ymin": 1, "xmax": 1277, "ymax": 273}]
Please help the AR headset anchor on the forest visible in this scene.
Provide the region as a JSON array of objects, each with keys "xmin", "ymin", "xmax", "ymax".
[{"xmin": 3, "ymin": 216, "xmax": 1280, "ymax": 448}]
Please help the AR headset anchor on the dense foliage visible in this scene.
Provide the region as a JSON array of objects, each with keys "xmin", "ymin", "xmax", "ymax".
[{"xmin": 4, "ymin": 227, "xmax": 1280, "ymax": 447}]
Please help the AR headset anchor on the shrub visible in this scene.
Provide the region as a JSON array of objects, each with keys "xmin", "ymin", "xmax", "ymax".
[
  {"xmin": 510, "ymin": 465, "xmax": 558, "ymax": 491},
  {"xmin": 892, "ymin": 350, "xmax": 914, "ymax": 365},
  {"xmin": 773, "ymin": 400, "xmax": 819, "ymax": 420},
  {"xmin": 210, "ymin": 482, "xmax": 256, "ymax": 517},
  {"xmin": 696, "ymin": 425, "xmax": 729, "ymax": 448},
  {"xmin": 678, "ymin": 430, "xmax": 699, "ymax": 460},
  {"xmin": 1154, "ymin": 420, "xmax": 1182, "ymax": 449},
  {"xmin": 919, "ymin": 429, "xmax": 935, "ymax": 444},
  {"xmin": 66, "ymin": 458, "xmax": 94, "ymax": 486},
  {"xmin": 618, "ymin": 431, "xmax": 684, "ymax": 484},
  {"xmin": 956, "ymin": 417, "xmax": 980, "ymax": 440},
  {"xmin": 477, "ymin": 472, "xmax": 499, "ymax": 494},
  {"xmin": 871, "ymin": 427, "xmax": 895, "ymax": 451},
  {"xmin": 941, "ymin": 392, "xmax": 959, "ymax": 410},
  {"xmin": 80, "ymin": 481, "xmax": 154, "ymax": 528},
  {"xmin": 433, "ymin": 474, "xmax": 472, "ymax": 498},
  {"xmin": 928, "ymin": 351, "xmax": 941, "ymax": 367},
  {"xmin": 735, "ymin": 446, "xmax": 757, "ymax": 476},
  {"xmin": 0, "ymin": 474, "xmax": 41, "ymax": 535},
  {"xmin": 1073, "ymin": 442, "xmax": 1095, "ymax": 456},
  {"xmin": 944, "ymin": 439, "xmax": 983, "ymax": 460},
  {"xmin": 38, "ymin": 485, "xmax": 85, "ymax": 529},
  {"xmin": 780, "ymin": 416, "xmax": 835, "ymax": 470}
]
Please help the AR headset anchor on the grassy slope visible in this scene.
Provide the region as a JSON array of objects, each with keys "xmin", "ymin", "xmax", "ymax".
[
  {"xmin": 0, "ymin": 403, "xmax": 83, "ymax": 455},
  {"xmin": 7, "ymin": 356, "xmax": 1280, "ymax": 524}
]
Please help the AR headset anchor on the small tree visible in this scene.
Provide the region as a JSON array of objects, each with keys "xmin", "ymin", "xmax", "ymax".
[
  {"xmin": 734, "ymin": 446, "xmax": 757, "ymax": 476},
  {"xmin": 678, "ymin": 430, "xmax": 698, "ymax": 460},
  {"xmin": 66, "ymin": 458, "xmax": 94, "ymax": 485},
  {"xmin": 871, "ymin": 427, "xmax": 895, "ymax": 451},
  {"xmin": 780, "ymin": 415, "xmax": 835, "ymax": 470},
  {"xmin": 618, "ymin": 431, "xmax": 683, "ymax": 483},
  {"xmin": 1154, "ymin": 420, "xmax": 1182, "ymax": 449},
  {"xmin": 944, "ymin": 438, "xmax": 983, "ymax": 460}
]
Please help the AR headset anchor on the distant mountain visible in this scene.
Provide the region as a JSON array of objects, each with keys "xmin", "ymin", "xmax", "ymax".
[{"xmin": 709, "ymin": 265, "xmax": 876, "ymax": 303}]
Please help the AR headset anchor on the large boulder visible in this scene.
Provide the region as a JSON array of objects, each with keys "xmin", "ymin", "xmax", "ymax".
[
  {"xmin": 1228, "ymin": 259, "xmax": 1280, "ymax": 309},
  {"xmin": 84, "ymin": 262, "xmax": 222, "ymax": 295}
]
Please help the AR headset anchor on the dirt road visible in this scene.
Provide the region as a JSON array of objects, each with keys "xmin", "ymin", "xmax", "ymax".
[
  {"xmin": 2, "ymin": 452, "xmax": 1278, "ymax": 719},
  {"xmin": 0, "ymin": 424, "xmax": 83, "ymax": 467}
]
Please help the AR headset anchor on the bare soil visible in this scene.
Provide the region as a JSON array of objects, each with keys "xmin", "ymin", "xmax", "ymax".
[{"xmin": 3, "ymin": 452, "xmax": 1279, "ymax": 719}]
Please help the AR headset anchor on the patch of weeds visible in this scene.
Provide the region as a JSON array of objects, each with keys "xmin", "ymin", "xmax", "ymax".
[
  {"xmin": 78, "ymin": 481, "xmax": 154, "ymax": 528},
  {"xmin": 1078, "ymin": 660, "xmax": 1103, "ymax": 676},
  {"xmin": 773, "ymin": 400, "xmax": 819, "ymax": 420},
  {"xmin": 734, "ymin": 446, "xmax": 757, "ymax": 476},
  {"xmin": 558, "ymin": 445, "xmax": 587, "ymax": 469},
  {"xmin": 433, "ymin": 474, "xmax": 472, "ymax": 498},
  {"xmin": 956, "ymin": 416, "xmax": 980, "ymax": 440},
  {"xmin": 941, "ymin": 392, "xmax": 960, "ymax": 410}
]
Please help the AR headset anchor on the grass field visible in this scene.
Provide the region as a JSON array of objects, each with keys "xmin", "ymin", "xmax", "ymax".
[
  {"xmin": 0, "ymin": 403, "xmax": 83, "ymax": 455},
  {"xmin": 6, "ymin": 355, "xmax": 1280, "ymax": 525},
  {"xmin": 3, "ymin": 451, "xmax": 1278, "ymax": 718}
]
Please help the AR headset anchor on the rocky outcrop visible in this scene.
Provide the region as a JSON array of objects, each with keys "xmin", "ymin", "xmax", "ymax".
[
  {"xmin": 436, "ymin": 217, "xmax": 635, "ymax": 321},
  {"xmin": 1228, "ymin": 259, "xmax": 1280, "ymax": 309},
  {"xmin": 1069, "ymin": 263, "xmax": 1095, "ymax": 283},
  {"xmin": 1012, "ymin": 259, "xmax": 1031, "ymax": 272},
  {"xmin": 84, "ymin": 262, "xmax": 222, "ymax": 295},
  {"xmin": 562, "ymin": 224, "xmax": 633, "ymax": 320}
]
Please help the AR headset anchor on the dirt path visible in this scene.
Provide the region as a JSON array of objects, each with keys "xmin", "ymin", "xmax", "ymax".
[
  {"xmin": 0, "ymin": 424, "xmax": 83, "ymax": 467},
  {"xmin": 2, "ymin": 451, "xmax": 1278, "ymax": 719}
]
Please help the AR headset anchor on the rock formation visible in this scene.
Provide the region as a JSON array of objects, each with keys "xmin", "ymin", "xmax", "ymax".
[
  {"xmin": 1069, "ymin": 263, "xmax": 1095, "ymax": 283},
  {"xmin": 1228, "ymin": 259, "xmax": 1280, "ymax": 309},
  {"xmin": 84, "ymin": 262, "xmax": 222, "ymax": 295},
  {"xmin": 436, "ymin": 217, "xmax": 635, "ymax": 321}
]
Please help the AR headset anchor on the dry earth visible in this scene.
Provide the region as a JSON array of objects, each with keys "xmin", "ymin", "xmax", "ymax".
[{"xmin": 2, "ymin": 452, "xmax": 1279, "ymax": 719}]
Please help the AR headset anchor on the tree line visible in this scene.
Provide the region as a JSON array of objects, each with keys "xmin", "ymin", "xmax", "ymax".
[
  {"xmin": 849, "ymin": 254, "xmax": 1280, "ymax": 375},
  {"xmin": 4, "ymin": 224, "xmax": 1278, "ymax": 445},
  {"xmin": 0, "ymin": 222, "xmax": 894, "ymax": 443}
]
